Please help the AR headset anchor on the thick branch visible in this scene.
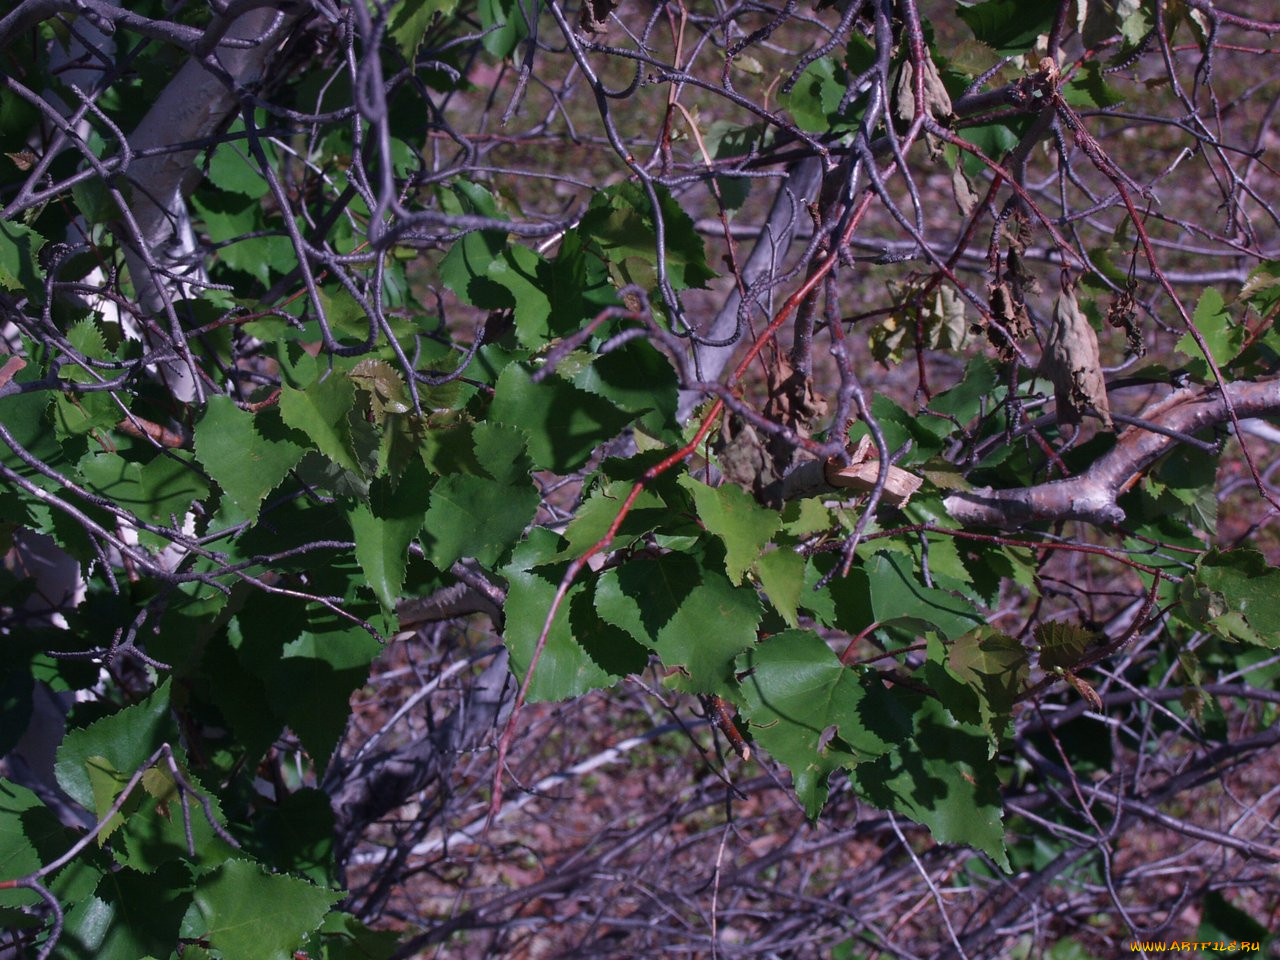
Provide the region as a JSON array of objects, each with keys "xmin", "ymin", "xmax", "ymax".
[
  {"xmin": 776, "ymin": 379, "xmax": 1280, "ymax": 527},
  {"xmin": 119, "ymin": 7, "xmax": 298, "ymax": 400},
  {"xmin": 943, "ymin": 380, "xmax": 1280, "ymax": 528},
  {"xmin": 676, "ymin": 158, "xmax": 823, "ymax": 421}
]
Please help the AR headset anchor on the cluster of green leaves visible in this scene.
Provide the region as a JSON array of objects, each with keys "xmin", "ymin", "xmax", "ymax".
[
  {"xmin": 0, "ymin": 682, "xmax": 395, "ymax": 959},
  {"xmin": 0, "ymin": 162, "xmax": 693, "ymax": 948},
  {"xmin": 495, "ymin": 354, "xmax": 1046, "ymax": 866}
]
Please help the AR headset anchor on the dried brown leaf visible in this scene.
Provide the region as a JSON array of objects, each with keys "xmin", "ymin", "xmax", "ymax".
[
  {"xmin": 951, "ymin": 163, "xmax": 979, "ymax": 217},
  {"xmin": 894, "ymin": 52, "xmax": 952, "ymax": 124},
  {"xmin": 1041, "ymin": 286, "xmax": 1113, "ymax": 430},
  {"xmin": 578, "ymin": 0, "xmax": 619, "ymax": 34}
]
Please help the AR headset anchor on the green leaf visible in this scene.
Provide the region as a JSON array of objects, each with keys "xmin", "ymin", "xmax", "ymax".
[
  {"xmin": 60, "ymin": 863, "xmax": 191, "ymax": 960},
  {"xmin": 85, "ymin": 755, "xmax": 130, "ymax": 844},
  {"xmin": 387, "ymin": 0, "xmax": 459, "ymax": 59},
  {"xmin": 202, "ymin": 637, "xmax": 279, "ymax": 767},
  {"xmin": 1176, "ymin": 287, "xmax": 1244, "ymax": 378},
  {"xmin": 955, "ymin": 117, "xmax": 1028, "ymax": 177},
  {"xmin": 1078, "ymin": 0, "xmax": 1136, "ymax": 46},
  {"xmin": 1196, "ymin": 891, "xmax": 1272, "ymax": 958},
  {"xmin": 848, "ymin": 395, "xmax": 945, "ymax": 465},
  {"xmin": 500, "ymin": 530, "xmax": 621, "ymax": 701},
  {"xmin": 347, "ymin": 468, "xmax": 429, "ymax": 613},
  {"xmin": 555, "ymin": 480, "xmax": 668, "ymax": 561},
  {"xmin": 1180, "ymin": 549, "xmax": 1280, "ymax": 648},
  {"xmin": 438, "ymin": 187, "xmax": 512, "ymax": 307},
  {"xmin": 272, "ymin": 628, "xmax": 381, "ymax": 769},
  {"xmin": 311, "ymin": 286, "xmax": 372, "ymax": 345},
  {"xmin": 928, "ymin": 355, "xmax": 1000, "ymax": 426},
  {"xmin": 76, "ymin": 450, "xmax": 210, "ymax": 535},
  {"xmin": 802, "ymin": 554, "xmax": 872, "ymax": 631},
  {"xmin": 194, "ymin": 398, "xmax": 304, "ymax": 522},
  {"xmin": 850, "ymin": 692, "xmax": 1009, "ymax": 870},
  {"xmin": 754, "ymin": 546, "xmax": 805, "ymax": 628},
  {"xmin": 476, "ymin": 0, "xmax": 531, "ymax": 58},
  {"xmin": 782, "ymin": 57, "xmax": 847, "ymax": 132},
  {"xmin": 1149, "ymin": 444, "xmax": 1217, "ymax": 534},
  {"xmin": 310, "ymin": 911, "xmax": 401, "ymax": 960},
  {"xmin": 470, "ymin": 419, "xmax": 533, "ymax": 485},
  {"xmin": 0, "ymin": 780, "xmax": 58, "ymax": 911},
  {"xmin": 349, "ymin": 358, "xmax": 411, "ymax": 423},
  {"xmin": 738, "ymin": 630, "xmax": 913, "ymax": 817},
  {"xmin": 419, "ymin": 418, "xmax": 485, "ymax": 477},
  {"xmin": 0, "ymin": 220, "xmax": 44, "ymax": 292},
  {"xmin": 280, "ymin": 375, "xmax": 362, "ymax": 474},
  {"xmin": 957, "ymin": 0, "xmax": 1056, "ymax": 55},
  {"xmin": 53, "ymin": 318, "xmax": 119, "ymax": 438},
  {"xmin": 1036, "ymin": 621, "xmax": 1096, "ymax": 671},
  {"xmin": 780, "ymin": 498, "xmax": 832, "ymax": 536},
  {"xmin": 595, "ymin": 551, "xmax": 762, "ymax": 693},
  {"xmin": 189, "ymin": 191, "xmax": 296, "ymax": 286},
  {"xmin": 443, "ymin": 226, "xmax": 609, "ymax": 348},
  {"xmin": 566, "ymin": 584, "xmax": 651, "ymax": 677},
  {"xmin": 678, "ymin": 475, "xmax": 779, "ymax": 585},
  {"xmin": 1, "ymin": 353, "xmax": 73, "ymax": 481},
  {"xmin": 180, "ymin": 859, "xmax": 341, "ymax": 960},
  {"xmin": 229, "ymin": 596, "xmax": 381, "ymax": 769},
  {"xmin": 1240, "ymin": 259, "xmax": 1280, "ymax": 316},
  {"xmin": 570, "ymin": 339, "xmax": 679, "ymax": 437},
  {"xmin": 205, "ymin": 138, "xmax": 268, "ymax": 198},
  {"xmin": 116, "ymin": 767, "xmax": 236, "ymax": 875},
  {"xmin": 252, "ymin": 788, "xmax": 335, "ymax": 885},
  {"xmin": 938, "ymin": 628, "xmax": 1028, "ymax": 745},
  {"xmin": 377, "ymin": 411, "xmax": 427, "ymax": 484},
  {"xmin": 579, "ymin": 182, "xmax": 715, "ymax": 293},
  {"xmin": 65, "ymin": 317, "xmax": 110, "ymax": 364},
  {"xmin": 866, "ymin": 551, "xmax": 983, "ymax": 641},
  {"xmin": 55, "ymin": 680, "xmax": 175, "ymax": 812},
  {"xmin": 422, "ymin": 470, "xmax": 538, "ymax": 569},
  {"xmin": 1063, "ymin": 61, "xmax": 1125, "ymax": 108},
  {"xmin": 490, "ymin": 244, "xmax": 554, "ymax": 348},
  {"xmin": 489, "ymin": 364, "xmax": 634, "ymax": 472}
]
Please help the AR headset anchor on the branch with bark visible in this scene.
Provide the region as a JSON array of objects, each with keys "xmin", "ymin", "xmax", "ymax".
[
  {"xmin": 944, "ymin": 379, "xmax": 1279, "ymax": 528},
  {"xmin": 772, "ymin": 379, "xmax": 1280, "ymax": 529}
]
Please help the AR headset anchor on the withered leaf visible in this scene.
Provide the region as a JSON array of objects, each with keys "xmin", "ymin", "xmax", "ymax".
[
  {"xmin": 764, "ymin": 357, "xmax": 828, "ymax": 438},
  {"xmin": 1041, "ymin": 286, "xmax": 1113, "ymax": 430},
  {"xmin": 1106, "ymin": 286, "xmax": 1144, "ymax": 357},
  {"xmin": 951, "ymin": 163, "xmax": 979, "ymax": 217},
  {"xmin": 578, "ymin": 0, "xmax": 619, "ymax": 34},
  {"xmin": 893, "ymin": 52, "xmax": 953, "ymax": 124},
  {"xmin": 824, "ymin": 436, "xmax": 923, "ymax": 508},
  {"xmin": 6, "ymin": 150, "xmax": 37, "ymax": 171},
  {"xmin": 984, "ymin": 280, "xmax": 1031, "ymax": 357},
  {"xmin": 714, "ymin": 415, "xmax": 778, "ymax": 494},
  {"xmin": 1062, "ymin": 670, "xmax": 1103, "ymax": 711}
]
